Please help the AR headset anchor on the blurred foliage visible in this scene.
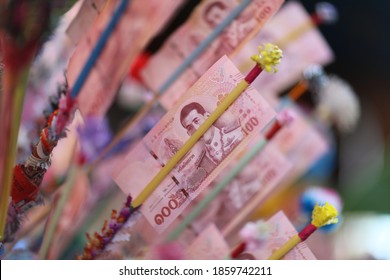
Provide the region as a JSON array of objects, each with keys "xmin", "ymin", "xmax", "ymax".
[{"xmin": 342, "ymin": 142, "xmax": 390, "ymax": 213}]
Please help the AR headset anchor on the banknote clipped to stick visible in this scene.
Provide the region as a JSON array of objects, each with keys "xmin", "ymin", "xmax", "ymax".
[
  {"xmin": 113, "ymin": 50, "xmax": 281, "ymax": 232},
  {"xmin": 67, "ymin": 0, "xmax": 182, "ymax": 117},
  {"xmin": 217, "ymin": 104, "xmax": 329, "ymax": 239},
  {"xmin": 142, "ymin": 0, "xmax": 284, "ymax": 110},
  {"xmin": 271, "ymin": 104, "xmax": 329, "ymax": 180},
  {"xmin": 183, "ymin": 137, "xmax": 292, "ymax": 234},
  {"xmin": 66, "ymin": 0, "xmax": 108, "ymax": 46},
  {"xmin": 233, "ymin": 0, "xmax": 334, "ymax": 103},
  {"xmin": 235, "ymin": 211, "xmax": 317, "ymax": 260}
]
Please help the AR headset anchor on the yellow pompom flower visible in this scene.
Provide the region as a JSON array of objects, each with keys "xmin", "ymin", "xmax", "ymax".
[
  {"xmin": 311, "ymin": 202, "xmax": 339, "ymax": 228},
  {"xmin": 251, "ymin": 43, "xmax": 283, "ymax": 73}
]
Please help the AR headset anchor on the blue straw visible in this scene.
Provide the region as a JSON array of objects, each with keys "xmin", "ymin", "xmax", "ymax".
[
  {"xmin": 158, "ymin": 0, "xmax": 252, "ymax": 94},
  {"xmin": 71, "ymin": 0, "xmax": 131, "ymax": 98}
]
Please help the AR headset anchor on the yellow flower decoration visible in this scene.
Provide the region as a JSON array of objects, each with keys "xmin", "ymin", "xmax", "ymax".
[
  {"xmin": 311, "ymin": 202, "xmax": 339, "ymax": 228},
  {"xmin": 251, "ymin": 43, "xmax": 283, "ymax": 73}
]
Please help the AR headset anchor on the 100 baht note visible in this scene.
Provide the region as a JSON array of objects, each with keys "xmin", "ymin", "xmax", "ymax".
[
  {"xmin": 271, "ymin": 104, "xmax": 329, "ymax": 181},
  {"xmin": 186, "ymin": 223, "xmax": 230, "ymax": 259},
  {"xmin": 233, "ymin": 1, "xmax": 334, "ymax": 104},
  {"xmin": 113, "ymin": 56, "xmax": 275, "ymax": 233},
  {"xmin": 219, "ymin": 105, "xmax": 329, "ymax": 239},
  {"xmin": 66, "ymin": 0, "xmax": 182, "ymax": 117},
  {"xmin": 182, "ymin": 139, "xmax": 292, "ymax": 235},
  {"xmin": 66, "ymin": 0, "xmax": 108, "ymax": 45},
  {"xmin": 141, "ymin": 0, "xmax": 284, "ymax": 110},
  {"xmin": 237, "ymin": 211, "xmax": 317, "ymax": 260}
]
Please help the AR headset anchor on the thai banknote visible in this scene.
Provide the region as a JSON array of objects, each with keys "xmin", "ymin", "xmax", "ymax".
[
  {"xmin": 237, "ymin": 211, "xmax": 316, "ymax": 260},
  {"xmin": 186, "ymin": 223, "xmax": 230, "ymax": 259},
  {"xmin": 182, "ymin": 139, "xmax": 292, "ymax": 235},
  {"xmin": 271, "ymin": 104, "xmax": 329, "ymax": 181},
  {"xmin": 233, "ymin": 1, "xmax": 334, "ymax": 104},
  {"xmin": 67, "ymin": 0, "xmax": 182, "ymax": 117},
  {"xmin": 219, "ymin": 104, "xmax": 329, "ymax": 239},
  {"xmin": 113, "ymin": 56, "xmax": 275, "ymax": 233},
  {"xmin": 66, "ymin": 0, "xmax": 108, "ymax": 45},
  {"xmin": 141, "ymin": 0, "xmax": 284, "ymax": 110}
]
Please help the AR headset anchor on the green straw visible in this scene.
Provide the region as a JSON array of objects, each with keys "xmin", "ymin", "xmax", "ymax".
[{"xmin": 39, "ymin": 163, "xmax": 78, "ymax": 259}]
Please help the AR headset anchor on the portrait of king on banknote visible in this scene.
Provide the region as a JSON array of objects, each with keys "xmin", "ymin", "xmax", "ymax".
[
  {"xmin": 114, "ymin": 56, "xmax": 275, "ymax": 232},
  {"xmin": 199, "ymin": 0, "xmax": 260, "ymax": 59},
  {"xmin": 179, "ymin": 101, "xmax": 243, "ymax": 187}
]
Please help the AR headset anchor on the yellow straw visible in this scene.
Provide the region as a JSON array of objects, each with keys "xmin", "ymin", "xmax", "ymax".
[
  {"xmin": 267, "ymin": 234, "xmax": 301, "ymax": 260},
  {"xmin": 132, "ymin": 43, "xmax": 282, "ymax": 208},
  {"xmin": 132, "ymin": 80, "xmax": 249, "ymax": 207},
  {"xmin": 267, "ymin": 203, "xmax": 338, "ymax": 260}
]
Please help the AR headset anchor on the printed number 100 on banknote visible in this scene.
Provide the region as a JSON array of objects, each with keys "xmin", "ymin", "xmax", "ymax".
[{"xmin": 113, "ymin": 57, "xmax": 275, "ymax": 232}]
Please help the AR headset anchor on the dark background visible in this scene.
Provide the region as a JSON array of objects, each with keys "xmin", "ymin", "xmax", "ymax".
[
  {"xmin": 298, "ymin": 0, "xmax": 390, "ymax": 134},
  {"xmin": 296, "ymin": 0, "xmax": 390, "ymax": 213}
]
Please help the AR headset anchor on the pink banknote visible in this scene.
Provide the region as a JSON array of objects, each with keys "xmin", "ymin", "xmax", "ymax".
[
  {"xmin": 113, "ymin": 56, "xmax": 275, "ymax": 233},
  {"xmin": 186, "ymin": 223, "xmax": 230, "ymax": 260},
  {"xmin": 67, "ymin": 0, "xmax": 182, "ymax": 117},
  {"xmin": 141, "ymin": 0, "xmax": 284, "ymax": 110},
  {"xmin": 234, "ymin": 1, "xmax": 334, "ymax": 104},
  {"xmin": 66, "ymin": 0, "xmax": 108, "ymax": 45},
  {"xmin": 238, "ymin": 211, "xmax": 316, "ymax": 260},
  {"xmin": 219, "ymin": 106, "xmax": 328, "ymax": 238},
  {"xmin": 271, "ymin": 105, "xmax": 329, "ymax": 181},
  {"xmin": 182, "ymin": 139, "xmax": 292, "ymax": 235}
]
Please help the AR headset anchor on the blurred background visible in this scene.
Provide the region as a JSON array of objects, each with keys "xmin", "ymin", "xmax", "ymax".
[
  {"xmin": 106, "ymin": 0, "xmax": 390, "ymax": 260},
  {"xmin": 279, "ymin": 0, "xmax": 390, "ymax": 259},
  {"xmin": 2, "ymin": 0, "xmax": 390, "ymax": 260}
]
